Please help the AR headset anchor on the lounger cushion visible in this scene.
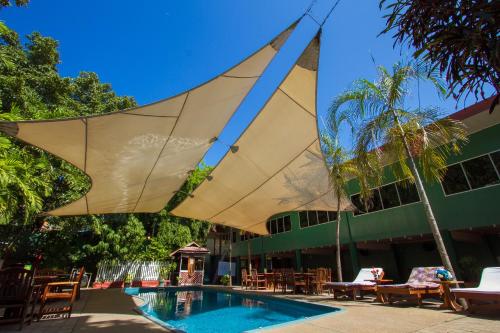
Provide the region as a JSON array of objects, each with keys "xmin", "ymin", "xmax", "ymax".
[
  {"xmin": 377, "ymin": 267, "xmax": 443, "ymax": 290},
  {"xmin": 324, "ymin": 268, "xmax": 383, "ymax": 287}
]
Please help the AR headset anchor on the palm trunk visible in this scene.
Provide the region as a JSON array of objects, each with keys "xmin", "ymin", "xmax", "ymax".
[
  {"xmin": 336, "ymin": 196, "xmax": 343, "ymax": 282},
  {"xmin": 392, "ymin": 112, "xmax": 456, "ymax": 277}
]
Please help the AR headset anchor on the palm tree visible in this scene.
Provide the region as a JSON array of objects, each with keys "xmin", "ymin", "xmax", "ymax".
[
  {"xmin": 328, "ymin": 60, "xmax": 468, "ymax": 278},
  {"xmin": 321, "ymin": 114, "xmax": 375, "ymax": 282}
]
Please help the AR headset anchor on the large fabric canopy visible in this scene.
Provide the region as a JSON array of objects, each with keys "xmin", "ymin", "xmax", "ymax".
[
  {"xmin": 0, "ymin": 24, "xmax": 296, "ymax": 216},
  {"xmin": 172, "ymin": 35, "xmax": 352, "ymax": 235}
]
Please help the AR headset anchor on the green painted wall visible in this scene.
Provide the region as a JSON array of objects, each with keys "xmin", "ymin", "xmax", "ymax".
[{"xmin": 233, "ymin": 123, "xmax": 500, "ymax": 258}]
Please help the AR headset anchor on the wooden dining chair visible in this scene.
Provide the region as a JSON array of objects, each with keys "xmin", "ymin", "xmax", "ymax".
[
  {"xmin": 241, "ymin": 269, "xmax": 251, "ymax": 289},
  {"xmin": 250, "ymin": 269, "xmax": 266, "ymax": 290},
  {"xmin": 0, "ymin": 267, "xmax": 37, "ymax": 330},
  {"xmin": 38, "ymin": 267, "xmax": 84, "ymax": 320}
]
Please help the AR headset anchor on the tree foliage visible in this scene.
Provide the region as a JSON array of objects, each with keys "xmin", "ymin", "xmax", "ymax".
[
  {"xmin": 0, "ymin": 21, "xmax": 213, "ymax": 271},
  {"xmin": 0, "ymin": 0, "xmax": 29, "ymax": 9},
  {"xmin": 379, "ymin": 0, "xmax": 499, "ymax": 104},
  {"xmin": 329, "ymin": 59, "xmax": 469, "ymax": 275}
]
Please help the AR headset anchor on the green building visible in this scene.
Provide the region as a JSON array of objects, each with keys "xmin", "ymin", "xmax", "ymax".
[{"xmin": 230, "ymin": 98, "xmax": 500, "ymax": 283}]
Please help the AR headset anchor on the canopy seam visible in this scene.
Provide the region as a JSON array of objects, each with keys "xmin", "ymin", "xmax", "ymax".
[
  {"xmin": 278, "ymin": 88, "xmax": 316, "ymax": 118},
  {"xmin": 222, "ymin": 75, "xmax": 261, "ymax": 79},
  {"xmin": 132, "ymin": 92, "xmax": 189, "ymax": 212},
  {"xmin": 122, "ymin": 113, "xmax": 178, "ymax": 118},
  {"xmin": 240, "ymin": 188, "xmax": 334, "ymax": 233},
  {"xmin": 208, "ymin": 139, "xmax": 319, "ymax": 220}
]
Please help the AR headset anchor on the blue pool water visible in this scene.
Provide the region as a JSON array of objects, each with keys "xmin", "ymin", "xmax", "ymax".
[{"xmin": 126, "ymin": 287, "xmax": 339, "ymax": 333}]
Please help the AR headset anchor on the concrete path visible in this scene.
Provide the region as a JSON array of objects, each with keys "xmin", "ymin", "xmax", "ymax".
[
  {"xmin": 1, "ymin": 288, "xmax": 499, "ymax": 332},
  {"xmin": 1, "ymin": 289, "xmax": 168, "ymax": 333}
]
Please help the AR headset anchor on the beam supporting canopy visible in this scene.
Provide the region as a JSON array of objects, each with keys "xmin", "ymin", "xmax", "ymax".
[
  {"xmin": 171, "ymin": 34, "xmax": 352, "ymax": 235},
  {"xmin": 0, "ymin": 22, "xmax": 299, "ymax": 216}
]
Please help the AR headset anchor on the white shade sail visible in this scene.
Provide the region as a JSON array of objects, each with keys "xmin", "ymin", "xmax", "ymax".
[
  {"xmin": 172, "ymin": 35, "xmax": 352, "ymax": 235},
  {"xmin": 0, "ymin": 24, "xmax": 297, "ymax": 216}
]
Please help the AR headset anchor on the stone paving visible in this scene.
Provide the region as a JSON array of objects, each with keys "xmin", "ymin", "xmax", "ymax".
[{"xmin": 1, "ymin": 287, "xmax": 498, "ymax": 333}]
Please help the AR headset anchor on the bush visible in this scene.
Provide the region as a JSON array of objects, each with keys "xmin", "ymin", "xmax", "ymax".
[{"xmin": 220, "ymin": 274, "xmax": 230, "ymax": 286}]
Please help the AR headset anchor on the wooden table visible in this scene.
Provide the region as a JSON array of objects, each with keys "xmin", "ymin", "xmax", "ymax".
[
  {"xmin": 263, "ymin": 273, "xmax": 275, "ymax": 290},
  {"xmin": 433, "ymin": 280, "xmax": 464, "ymax": 312},
  {"xmin": 34, "ymin": 275, "xmax": 59, "ymax": 286},
  {"xmin": 294, "ymin": 273, "xmax": 315, "ymax": 294},
  {"xmin": 365, "ymin": 279, "xmax": 394, "ymax": 302}
]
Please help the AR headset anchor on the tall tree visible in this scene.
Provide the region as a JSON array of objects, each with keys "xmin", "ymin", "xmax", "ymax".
[
  {"xmin": 0, "ymin": 21, "xmax": 215, "ymax": 270},
  {"xmin": 321, "ymin": 115, "xmax": 375, "ymax": 282},
  {"xmin": 329, "ymin": 60, "xmax": 468, "ymax": 278},
  {"xmin": 0, "ymin": 0, "xmax": 29, "ymax": 9},
  {"xmin": 379, "ymin": 0, "xmax": 499, "ymax": 109}
]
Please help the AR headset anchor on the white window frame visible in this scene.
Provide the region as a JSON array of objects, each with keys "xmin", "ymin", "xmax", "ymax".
[
  {"xmin": 350, "ymin": 178, "xmax": 421, "ymax": 218},
  {"xmin": 440, "ymin": 149, "xmax": 500, "ymax": 197},
  {"xmin": 298, "ymin": 210, "xmax": 337, "ymax": 229}
]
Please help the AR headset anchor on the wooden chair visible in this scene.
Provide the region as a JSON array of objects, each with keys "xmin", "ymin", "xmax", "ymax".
[
  {"xmin": 0, "ymin": 267, "xmax": 37, "ymax": 330},
  {"xmin": 273, "ymin": 270, "xmax": 284, "ymax": 293},
  {"xmin": 376, "ymin": 267, "xmax": 443, "ymax": 307},
  {"xmin": 38, "ymin": 267, "xmax": 84, "ymax": 320},
  {"xmin": 310, "ymin": 268, "xmax": 328, "ymax": 294},
  {"xmin": 241, "ymin": 269, "xmax": 251, "ymax": 289},
  {"xmin": 283, "ymin": 270, "xmax": 306, "ymax": 294},
  {"xmin": 250, "ymin": 269, "xmax": 266, "ymax": 290}
]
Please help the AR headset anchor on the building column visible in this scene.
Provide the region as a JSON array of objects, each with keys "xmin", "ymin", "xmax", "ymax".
[
  {"xmin": 390, "ymin": 244, "xmax": 403, "ymax": 282},
  {"xmin": 441, "ymin": 229, "xmax": 461, "ymax": 279},
  {"xmin": 483, "ymin": 234, "xmax": 498, "ymax": 265},
  {"xmin": 345, "ymin": 212, "xmax": 360, "ymax": 274},
  {"xmin": 295, "ymin": 249, "xmax": 302, "ymax": 272},
  {"xmin": 260, "ymin": 253, "xmax": 266, "ymax": 273},
  {"xmin": 235, "ymin": 257, "xmax": 241, "ymax": 285}
]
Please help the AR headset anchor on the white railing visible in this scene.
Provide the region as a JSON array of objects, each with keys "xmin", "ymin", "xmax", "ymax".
[{"xmin": 95, "ymin": 261, "xmax": 170, "ymax": 282}]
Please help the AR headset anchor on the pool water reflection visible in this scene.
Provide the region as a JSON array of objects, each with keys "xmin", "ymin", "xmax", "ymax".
[{"xmin": 126, "ymin": 287, "xmax": 339, "ymax": 333}]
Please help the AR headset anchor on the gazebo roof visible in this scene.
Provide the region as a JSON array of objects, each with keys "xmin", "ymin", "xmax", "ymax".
[{"xmin": 170, "ymin": 242, "xmax": 210, "ymax": 257}]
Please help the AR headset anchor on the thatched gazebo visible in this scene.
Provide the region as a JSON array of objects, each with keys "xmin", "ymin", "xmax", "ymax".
[{"xmin": 170, "ymin": 242, "xmax": 210, "ymax": 286}]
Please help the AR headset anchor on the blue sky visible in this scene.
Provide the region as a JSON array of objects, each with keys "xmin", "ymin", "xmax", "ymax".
[{"xmin": 1, "ymin": 0, "xmax": 483, "ymax": 165}]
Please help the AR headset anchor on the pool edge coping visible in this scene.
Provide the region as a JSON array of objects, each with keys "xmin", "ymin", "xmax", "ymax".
[{"xmin": 125, "ymin": 285, "xmax": 344, "ymax": 333}]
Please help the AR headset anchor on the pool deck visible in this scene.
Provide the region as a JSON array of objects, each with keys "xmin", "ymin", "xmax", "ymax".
[{"xmin": 2, "ymin": 287, "xmax": 499, "ymax": 333}]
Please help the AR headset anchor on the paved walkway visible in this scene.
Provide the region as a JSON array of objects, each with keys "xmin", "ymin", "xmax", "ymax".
[{"xmin": 2, "ymin": 287, "xmax": 499, "ymax": 332}]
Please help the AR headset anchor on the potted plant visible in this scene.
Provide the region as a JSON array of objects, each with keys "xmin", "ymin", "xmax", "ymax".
[
  {"xmin": 158, "ymin": 262, "xmax": 176, "ymax": 287},
  {"xmin": 124, "ymin": 273, "xmax": 134, "ymax": 289},
  {"xmin": 93, "ymin": 277, "xmax": 102, "ymax": 289},
  {"xmin": 458, "ymin": 256, "xmax": 482, "ymax": 287},
  {"xmin": 220, "ymin": 274, "xmax": 230, "ymax": 286}
]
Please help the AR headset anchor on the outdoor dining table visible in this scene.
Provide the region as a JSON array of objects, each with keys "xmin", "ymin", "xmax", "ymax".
[
  {"xmin": 263, "ymin": 272, "xmax": 275, "ymax": 289},
  {"xmin": 34, "ymin": 275, "xmax": 60, "ymax": 285},
  {"xmin": 365, "ymin": 279, "xmax": 393, "ymax": 302},
  {"xmin": 294, "ymin": 272, "xmax": 316, "ymax": 294},
  {"xmin": 433, "ymin": 280, "xmax": 464, "ymax": 312}
]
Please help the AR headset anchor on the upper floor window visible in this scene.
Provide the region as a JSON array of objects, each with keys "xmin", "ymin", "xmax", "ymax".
[
  {"xmin": 351, "ymin": 179, "xmax": 420, "ymax": 216},
  {"xmin": 266, "ymin": 215, "xmax": 291, "ymax": 235},
  {"xmin": 441, "ymin": 151, "xmax": 500, "ymax": 195},
  {"xmin": 299, "ymin": 210, "xmax": 337, "ymax": 228},
  {"xmin": 240, "ymin": 232, "xmax": 258, "ymax": 241}
]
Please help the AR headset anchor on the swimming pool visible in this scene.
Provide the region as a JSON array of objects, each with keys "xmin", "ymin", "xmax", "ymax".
[{"xmin": 126, "ymin": 287, "xmax": 340, "ymax": 332}]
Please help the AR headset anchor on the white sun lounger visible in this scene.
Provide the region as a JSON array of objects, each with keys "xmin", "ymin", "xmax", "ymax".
[
  {"xmin": 451, "ymin": 267, "xmax": 500, "ymax": 310},
  {"xmin": 323, "ymin": 268, "xmax": 384, "ymax": 299}
]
